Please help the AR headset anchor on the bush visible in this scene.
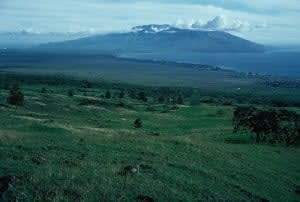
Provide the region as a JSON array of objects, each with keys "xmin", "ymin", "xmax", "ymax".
[
  {"xmin": 137, "ymin": 92, "xmax": 147, "ymax": 102},
  {"xmin": 7, "ymin": 84, "xmax": 24, "ymax": 106},
  {"xmin": 68, "ymin": 89, "xmax": 74, "ymax": 97},
  {"xmin": 158, "ymin": 96, "xmax": 165, "ymax": 103},
  {"xmin": 118, "ymin": 91, "xmax": 125, "ymax": 99},
  {"xmin": 176, "ymin": 96, "xmax": 184, "ymax": 104},
  {"xmin": 134, "ymin": 118, "xmax": 142, "ymax": 128},
  {"xmin": 105, "ymin": 90, "xmax": 112, "ymax": 99},
  {"xmin": 40, "ymin": 87, "xmax": 47, "ymax": 93}
]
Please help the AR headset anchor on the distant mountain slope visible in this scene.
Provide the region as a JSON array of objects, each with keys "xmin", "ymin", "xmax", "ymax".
[
  {"xmin": 39, "ymin": 24, "xmax": 265, "ymax": 53},
  {"xmin": 0, "ymin": 31, "xmax": 91, "ymax": 49}
]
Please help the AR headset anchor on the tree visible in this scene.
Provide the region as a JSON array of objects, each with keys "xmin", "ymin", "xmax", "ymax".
[
  {"xmin": 68, "ymin": 89, "xmax": 74, "ymax": 97},
  {"xmin": 7, "ymin": 84, "xmax": 24, "ymax": 106},
  {"xmin": 233, "ymin": 106, "xmax": 300, "ymax": 146},
  {"xmin": 118, "ymin": 90, "xmax": 125, "ymax": 99},
  {"xmin": 105, "ymin": 90, "xmax": 112, "ymax": 99},
  {"xmin": 158, "ymin": 96, "xmax": 165, "ymax": 103},
  {"xmin": 40, "ymin": 87, "xmax": 47, "ymax": 93},
  {"xmin": 176, "ymin": 96, "xmax": 184, "ymax": 105},
  {"xmin": 134, "ymin": 118, "xmax": 142, "ymax": 128},
  {"xmin": 137, "ymin": 92, "xmax": 147, "ymax": 102},
  {"xmin": 81, "ymin": 80, "xmax": 92, "ymax": 88},
  {"xmin": 3, "ymin": 82, "xmax": 10, "ymax": 90}
]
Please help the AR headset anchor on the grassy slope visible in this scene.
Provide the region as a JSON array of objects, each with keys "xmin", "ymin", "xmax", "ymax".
[{"xmin": 0, "ymin": 83, "xmax": 299, "ymax": 201}]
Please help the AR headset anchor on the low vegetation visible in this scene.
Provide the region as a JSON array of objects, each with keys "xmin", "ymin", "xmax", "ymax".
[{"xmin": 0, "ymin": 71, "xmax": 299, "ymax": 201}]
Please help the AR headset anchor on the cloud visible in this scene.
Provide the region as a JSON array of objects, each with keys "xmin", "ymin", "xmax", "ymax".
[{"xmin": 175, "ymin": 16, "xmax": 266, "ymax": 32}]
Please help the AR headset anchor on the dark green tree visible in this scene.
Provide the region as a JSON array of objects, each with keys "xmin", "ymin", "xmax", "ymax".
[
  {"xmin": 158, "ymin": 96, "xmax": 165, "ymax": 103},
  {"xmin": 176, "ymin": 96, "xmax": 184, "ymax": 104},
  {"xmin": 134, "ymin": 118, "xmax": 142, "ymax": 128},
  {"xmin": 68, "ymin": 89, "xmax": 74, "ymax": 97},
  {"xmin": 118, "ymin": 90, "xmax": 125, "ymax": 99},
  {"xmin": 137, "ymin": 92, "xmax": 147, "ymax": 102},
  {"xmin": 7, "ymin": 84, "xmax": 24, "ymax": 106},
  {"xmin": 105, "ymin": 90, "xmax": 112, "ymax": 99}
]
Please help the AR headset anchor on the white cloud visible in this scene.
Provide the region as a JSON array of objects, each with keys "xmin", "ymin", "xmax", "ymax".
[{"xmin": 174, "ymin": 16, "xmax": 266, "ymax": 32}]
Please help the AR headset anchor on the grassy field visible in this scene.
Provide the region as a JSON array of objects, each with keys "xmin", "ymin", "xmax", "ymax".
[{"xmin": 0, "ymin": 72, "xmax": 299, "ymax": 201}]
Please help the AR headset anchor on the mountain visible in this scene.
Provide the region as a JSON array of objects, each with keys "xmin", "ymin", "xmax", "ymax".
[
  {"xmin": 0, "ymin": 31, "xmax": 92, "ymax": 49},
  {"xmin": 38, "ymin": 24, "xmax": 265, "ymax": 53}
]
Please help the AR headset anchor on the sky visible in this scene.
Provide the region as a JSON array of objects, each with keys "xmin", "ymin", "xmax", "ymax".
[{"xmin": 0, "ymin": 0, "xmax": 300, "ymax": 44}]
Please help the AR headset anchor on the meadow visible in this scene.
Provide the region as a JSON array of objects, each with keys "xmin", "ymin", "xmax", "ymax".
[{"xmin": 0, "ymin": 71, "xmax": 299, "ymax": 201}]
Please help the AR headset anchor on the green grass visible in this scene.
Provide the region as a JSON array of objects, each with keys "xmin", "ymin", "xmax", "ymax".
[{"xmin": 0, "ymin": 73, "xmax": 299, "ymax": 201}]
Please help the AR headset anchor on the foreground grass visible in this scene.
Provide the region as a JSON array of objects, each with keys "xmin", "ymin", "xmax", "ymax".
[{"xmin": 0, "ymin": 82, "xmax": 299, "ymax": 201}]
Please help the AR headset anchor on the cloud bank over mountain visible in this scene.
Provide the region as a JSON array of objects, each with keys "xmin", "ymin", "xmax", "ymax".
[
  {"xmin": 174, "ymin": 16, "xmax": 267, "ymax": 32},
  {"xmin": 0, "ymin": 0, "xmax": 299, "ymax": 44}
]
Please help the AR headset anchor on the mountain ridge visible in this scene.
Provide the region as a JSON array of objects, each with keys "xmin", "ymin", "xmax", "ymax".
[{"xmin": 38, "ymin": 24, "xmax": 265, "ymax": 54}]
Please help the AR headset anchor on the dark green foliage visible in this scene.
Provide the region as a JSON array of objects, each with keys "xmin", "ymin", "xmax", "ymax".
[
  {"xmin": 176, "ymin": 96, "xmax": 184, "ymax": 105},
  {"xmin": 118, "ymin": 90, "xmax": 125, "ymax": 99},
  {"xmin": 158, "ymin": 96, "xmax": 165, "ymax": 103},
  {"xmin": 3, "ymin": 82, "xmax": 10, "ymax": 90},
  {"xmin": 68, "ymin": 89, "xmax": 74, "ymax": 97},
  {"xmin": 233, "ymin": 106, "xmax": 300, "ymax": 146},
  {"xmin": 105, "ymin": 90, "xmax": 112, "ymax": 99},
  {"xmin": 81, "ymin": 80, "xmax": 92, "ymax": 88},
  {"xmin": 40, "ymin": 87, "xmax": 47, "ymax": 93},
  {"xmin": 137, "ymin": 92, "xmax": 147, "ymax": 102},
  {"xmin": 6, "ymin": 84, "xmax": 24, "ymax": 106},
  {"xmin": 134, "ymin": 118, "xmax": 142, "ymax": 128}
]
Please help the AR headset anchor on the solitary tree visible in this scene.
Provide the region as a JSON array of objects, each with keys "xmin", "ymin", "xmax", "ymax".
[
  {"xmin": 158, "ymin": 96, "xmax": 165, "ymax": 103},
  {"xmin": 134, "ymin": 118, "xmax": 142, "ymax": 128},
  {"xmin": 105, "ymin": 90, "xmax": 112, "ymax": 99},
  {"xmin": 118, "ymin": 90, "xmax": 125, "ymax": 99},
  {"xmin": 137, "ymin": 92, "xmax": 147, "ymax": 102},
  {"xmin": 68, "ymin": 89, "xmax": 74, "ymax": 97},
  {"xmin": 176, "ymin": 96, "xmax": 184, "ymax": 105},
  {"xmin": 7, "ymin": 84, "xmax": 24, "ymax": 106},
  {"xmin": 40, "ymin": 87, "xmax": 47, "ymax": 93}
]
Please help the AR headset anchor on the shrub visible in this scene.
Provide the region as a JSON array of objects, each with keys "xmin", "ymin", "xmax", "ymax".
[
  {"xmin": 40, "ymin": 87, "xmax": 47, "ymax": 93},
  {"xmin": 105, "ymin": 90, "xmax": 112, "ymax": 99},
  {"xmin": 176, "ymin": 96, "xmax": 184, "ymax": 104},
  {"xmin": 137, "ymin": 92, "xmax": 147, "ymax": 102},
  {"xmin": 81, "ymin": 80, "xmax": 92, "ymax": 88},
  {"xmin": 68, "ymin": 89, "xmax": 74, "ymax": 97},
  {"xmin": 7, "ymin": 84, "xmax": 24, "ymax": 106},
  {"xmin": 158, "ymin": 96, "xmax": 165, "ymax": 103},
  {"xmin": 134, "ymin": 118, "xmax": 142, "ymax": 128},
  {"xmin": 118, "ymin": 91, "xmax": 125, "ymax": 99}
]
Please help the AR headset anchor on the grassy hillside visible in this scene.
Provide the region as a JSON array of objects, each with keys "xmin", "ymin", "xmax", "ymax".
[{"xmin": 0, "ymin": 72, "xmax": 299, "ymax": 201}]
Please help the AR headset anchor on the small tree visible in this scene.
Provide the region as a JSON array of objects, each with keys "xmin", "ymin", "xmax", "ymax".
[
  {"xmin": 134, "ymin": 118, "xmax": 142, "ymax": 128},
  {"xmin": 68, "ymin": 89, "xmax": 74, "ymax": 97},
  {"xmin": 81, "ymin": 80, "xmax": 92, "ymax": 88},
  {"xmin": 7, "ymin": 84, "xmax": 24, "ymax": 106},
  {"xmin": 105, "ymin": 90, "xmax": 112, "ymax": 99},
  {"xmin": 137, "ymin": 92, "xmax": 147, "ymax": 102},
  {"xmin": 118, "ymin": 90, "xmax": 125, "ymax": 99},
  {"xmin": 158, "ymin": 96, "xmax": 165, "ymax": 103},
  {"xmin": 176, "ymin": 96, "xmax": 184, "ymax": 105},
  {"xmin": 40, "ymin": 87, "xmax": 47, "ymax": 93},
  {"xmin": 3, "ymin": 82, "xmax": 10, "ymax": 90}
]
